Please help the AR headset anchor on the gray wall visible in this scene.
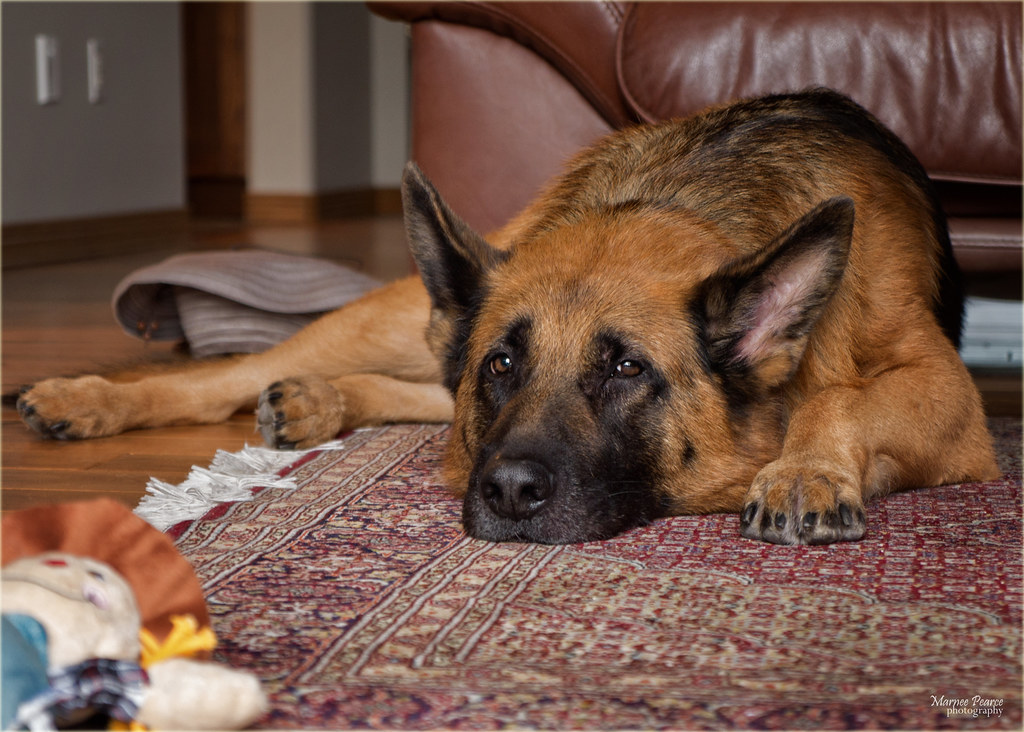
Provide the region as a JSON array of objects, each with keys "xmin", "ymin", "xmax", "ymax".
[
  {"xmin": 3, "ymin": 2, "xmax": 409, "ymax": 226},
  {"xmin": 2, "ymin": 2, "xmax": 185, "ymax": 225}
]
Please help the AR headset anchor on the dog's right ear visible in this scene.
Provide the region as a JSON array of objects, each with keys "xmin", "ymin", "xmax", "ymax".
[
  {"xmin": 402, "ymin": 163, "xmax": 506, "ymax": 388},
  {"xmin": 402, "ymin": 162, "xmax": 506, "ymax": 320}
]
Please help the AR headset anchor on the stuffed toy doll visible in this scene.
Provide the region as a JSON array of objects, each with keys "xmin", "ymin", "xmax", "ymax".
[
  {"xmin": 1, "ymin": 499, "xmax": 268, "ymax": 731},
  {"xmin": 1, "ymin": 552, "xmax": 267, "ymax": 730}
]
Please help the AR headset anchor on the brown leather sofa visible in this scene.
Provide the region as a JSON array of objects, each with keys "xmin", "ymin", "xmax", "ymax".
[{"xmin": 369, "ymin": 2, "xmax": 1021, "ymax": 293}]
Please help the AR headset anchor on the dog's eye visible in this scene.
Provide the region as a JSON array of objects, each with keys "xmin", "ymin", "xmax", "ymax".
[
  {"xmin": 489, "ymin": 353, "xmax": 513, "ymax": 376},
  {"xmin": 615, "ymin": 360, "xmax": 643, "ymax": 378}
]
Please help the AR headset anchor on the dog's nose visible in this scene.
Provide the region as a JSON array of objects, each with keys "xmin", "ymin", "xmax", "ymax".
[{"xmin": 480, "ymin": 457, "xmax": 553, "ymax": 520}]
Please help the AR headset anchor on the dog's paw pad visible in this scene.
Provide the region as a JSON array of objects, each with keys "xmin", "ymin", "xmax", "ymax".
[
  {"xmin": 16, "ymin": 378, "xmax": 122, "ymax": 440},
  {"xmin": 256, "ymin": 377, "xmax": 344, "ymax": 450},
  {"xmin": 740, "ymin": 460, "xmax": 866, "ymax": 545}
]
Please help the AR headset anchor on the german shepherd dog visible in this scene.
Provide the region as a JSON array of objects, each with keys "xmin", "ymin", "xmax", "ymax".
[{"xmin": 17, "ymin": 89, "xmax": 998, "ymax": 545}]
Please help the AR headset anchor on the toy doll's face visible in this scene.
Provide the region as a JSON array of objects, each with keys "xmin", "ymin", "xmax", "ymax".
[{"xmin": 2, "ymin": 552, "xmax": 140, "ymax": 667}]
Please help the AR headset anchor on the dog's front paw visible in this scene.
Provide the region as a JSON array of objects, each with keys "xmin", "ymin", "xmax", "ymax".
[
  {"xmin": 739, "ymin": 458, "xmax": 866, "ymax": 545},
  {"xmin": 256, "ymin": 376, "xmax": 345, "ymax": 450},
  {"xmin": 16, "ymin": 376, "xmax": 126, "ymax": 439}
]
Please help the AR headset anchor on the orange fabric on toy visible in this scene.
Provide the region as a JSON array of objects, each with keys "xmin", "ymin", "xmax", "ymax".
[{"xmin": 1, "ymin": 499, "xmax": 210, "ymax": 645}]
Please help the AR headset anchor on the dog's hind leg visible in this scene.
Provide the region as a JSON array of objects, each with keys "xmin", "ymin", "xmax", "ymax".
[
  {"xmin": 17, "ymin": 276, "xmax": 441, "ymax": 441},
  {"xmin": 256, "ymin": 373, "xmax": 453, "ymax": 449}
]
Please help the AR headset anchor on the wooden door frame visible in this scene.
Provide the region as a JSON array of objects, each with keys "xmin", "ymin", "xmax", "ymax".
[{"xmin": 183, "ymin": 2, "xmax": 247, "ymax": 218}]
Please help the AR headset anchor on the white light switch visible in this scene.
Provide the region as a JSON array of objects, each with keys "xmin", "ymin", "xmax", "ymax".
[
  {"xmin": 35, "ymin": 34, "xmax": 60, "ymax": 105},
  {"xmin": 86, "ymin": 38, "xmax": 103, "ymax": 104}
]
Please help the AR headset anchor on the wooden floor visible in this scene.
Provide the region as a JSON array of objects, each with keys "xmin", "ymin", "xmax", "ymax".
[
  {"xmin": 2, "ymin": 216, "xmax": 1021, "ymax": 516},
  {"xmin": 2, "ymin": 216, "xmax": 411, "ymax": 515}
]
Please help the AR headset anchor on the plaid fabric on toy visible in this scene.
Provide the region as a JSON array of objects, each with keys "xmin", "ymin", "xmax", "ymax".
[{"xmin": 10, "ymin": 658, "xmax": 148, "ymax": 730}]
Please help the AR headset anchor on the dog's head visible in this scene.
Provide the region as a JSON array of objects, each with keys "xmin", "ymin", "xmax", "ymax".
[{"xmin": 403, "ymin": 163, "xmax": 853, "ymax": 544}]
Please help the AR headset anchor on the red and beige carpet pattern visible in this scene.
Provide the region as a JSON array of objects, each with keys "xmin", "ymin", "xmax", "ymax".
[{"xmin": 169, "ymin": 419, "xmax": 1021, "ymax": 729}]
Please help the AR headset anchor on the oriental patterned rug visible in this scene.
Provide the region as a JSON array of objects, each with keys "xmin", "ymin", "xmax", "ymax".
[{"xmin": 160, "ymin": 418, "xmax": 1022, "ymax": 730}]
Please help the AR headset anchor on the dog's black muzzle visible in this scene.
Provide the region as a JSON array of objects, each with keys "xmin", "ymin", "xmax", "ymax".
[{"xmin": 462, "ymin": 438, "xmax": 662, "ymax": 544}]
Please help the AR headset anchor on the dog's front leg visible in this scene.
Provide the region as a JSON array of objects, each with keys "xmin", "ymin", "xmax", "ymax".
[
  {"xmin": 738, "ymin": 353, "xmax": 999, "ymax": 545},
  {"xmin": 256, "ymin": 373, "xmax": 453, "ymax": 449},
  {"xmin": 17, "ymin": 276, "xmax": 441, "ymax": 441}
]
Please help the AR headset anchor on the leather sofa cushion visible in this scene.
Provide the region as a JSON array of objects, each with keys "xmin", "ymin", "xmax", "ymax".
[
  {"xmin": 617, "ymin": 2, "xmax": 1022, "ymax": 186},
  {"xmin": 373, "ymin": 2, "xmax": 1021, "ymax": 188}
]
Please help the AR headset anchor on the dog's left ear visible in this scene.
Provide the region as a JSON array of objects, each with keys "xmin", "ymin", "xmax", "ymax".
[{"xmin": 696, "ymin": 196, "xmax": 854, "ymax": 392}]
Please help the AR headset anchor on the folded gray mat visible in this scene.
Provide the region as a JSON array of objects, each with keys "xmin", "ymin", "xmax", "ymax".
[{"xmin": 112, "ymin": 249, "xmax": 381, "ymax": 358}]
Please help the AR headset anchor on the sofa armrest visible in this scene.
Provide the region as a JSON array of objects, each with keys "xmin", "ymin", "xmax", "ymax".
[{"xmin": 369, "ymin": 1, "xmax": 634, "ymax": 127}]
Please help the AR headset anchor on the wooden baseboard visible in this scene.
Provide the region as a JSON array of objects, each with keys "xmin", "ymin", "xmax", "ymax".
[
  {"xmin": 243, "ymin": 194, "xmax": 317, "ymax": 225},
  {"xmin": 2, "ymin": 209, "xmax": 189, "ymax": 269},
  {"xmin": 372, "ymin": 188, "xmax": 403, "ymax": 215},
  {"xmin": 245, "ymin": 187, "xmax": 401, "ymax": 224}
]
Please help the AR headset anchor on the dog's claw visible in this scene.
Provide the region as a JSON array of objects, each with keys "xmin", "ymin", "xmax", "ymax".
[
  {"xmin": 740, "ymin": 503, "xmax": 757, "ymax": 526},
  {"xmin": 47, "ymin": 420, "xmax": 71, "ymax": 439},
  {"xmin": 839, "ymin": 503, "xmax": 854, "ymax": 527}
]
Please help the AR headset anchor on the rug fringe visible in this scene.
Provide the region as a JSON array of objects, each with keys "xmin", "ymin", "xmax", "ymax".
[{"xmin": 134, "ymin": 441, "xmax": 343, "ymax": 531}]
